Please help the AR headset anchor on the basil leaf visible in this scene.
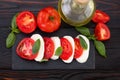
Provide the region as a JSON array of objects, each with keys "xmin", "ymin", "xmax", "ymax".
[
  {"xmin": 55, "ymin": 47, "xmax": 63, "ymax": 56},
  {"xmin": 32, "ymin": 39, "xmax": 40, "ymax": 54},
  {"xmin": 6, "ymin": 32, "xmax": 16, "ymax": 48},
  {"xmin": 75, "ymin": 27, "xmax": 90, "ymax": 36},
  {"xmin": 40, "ymin": 59, "xmax": 48, "ymax": 62},
  {"xmin": 11, "ymin": 13, "xmax": 18, "ymax": 30},
  {"xmin": 13, "ymin": 28, "xmax": 20, "ymax": 33},
  {"xmin": 94, "ymin": 40, "xmax": 106, "ymax": 57},
  {"xmin": 79, "ymin": 36, "xmax": 88, "ymax": 49},
  {"xmin": 88, "ymin": 35, "xmax": 96, "ymax": 41}
]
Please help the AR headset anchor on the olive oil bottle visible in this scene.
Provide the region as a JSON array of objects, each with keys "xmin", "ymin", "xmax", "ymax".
[{"xmin": 58, "ymin": 0, "xmax": 96, "ymax": 27}]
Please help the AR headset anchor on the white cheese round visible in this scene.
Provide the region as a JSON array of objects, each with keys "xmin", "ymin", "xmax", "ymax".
[
  {"xmin": 31, "ymin": 34, "xmax": 44, "ymax": 62},
  {"xmin": 51, "ymin": 37, "xmax": 61, "ymax": 60},
  {"xmin": 76, "ymin": 35, "xmax": 90, "ymax": 63}
]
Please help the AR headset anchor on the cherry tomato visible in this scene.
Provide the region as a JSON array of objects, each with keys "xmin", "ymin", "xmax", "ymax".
[
  {"xmin": 95, "ymin": 23, "xmax": 111, "ymax": 41},
  {"xmin": 44, "ymin": 37, "xmax": 55, "ymax": 59},
  {"xmin": 16, "ymin": 11, "xmax": 36, "ymax": 33},
  {"xmin": 92, "ymin": 10, "xmax": 110, "ymax": 23},
  {"xmin": 16, "ymin": 38, "xmax": 38, "ymax": 60},
  {"xmin": 37, "ymin": 7, "xmax": 61, "ymax": 33},
  {"xmin": 60, "ymin": 38, "xmax": 73, "ymax": 60},
  {"xmin": 74, "ymin": 38, "xmax": 83, "ymax": 59}
]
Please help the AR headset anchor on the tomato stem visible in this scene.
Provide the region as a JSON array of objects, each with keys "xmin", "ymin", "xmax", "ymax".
[
  {"xmin": 49, "ymin": 16, "xmax": 54, "ymax": 21},
  {"xmin": 87, "ymin": 35, "xmax": 96, "ymax": 41}
]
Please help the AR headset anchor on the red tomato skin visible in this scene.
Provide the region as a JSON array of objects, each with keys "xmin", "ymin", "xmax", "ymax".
[
  {"xmin": 74, "ymin": 38, "xmax": 83, "ymax": 59},
  {"xmin": 43, "ymin": 37, "xmax": 55, "ymax": 59},
  {"xmin": 37, "ymin": 7, "xmax": 61, "ymax": 33},
  {"xmin": 16, "ymin": 38, "xmax": 38, "ymax": 60},
  {"xmin": 60, "ymin": 38, "xmax": 73, "ymax": 60},
  {"xmin": 95, "ymin": 23, "xmax": 111, "ymax": 41},
  {"xmin": 92, "ymin": 10, "xmax": 110, "ymax": 23},
  {"xmin": 16, "ymin": 11, "xmax": 36, "ymax": 33}
]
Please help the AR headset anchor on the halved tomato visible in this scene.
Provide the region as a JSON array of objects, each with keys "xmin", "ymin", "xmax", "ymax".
[
  {"xmin": 16, "ymin": 11, "xmax": 36, "ymax": 33},
  {"xmin": 16, "ymin": 38, "xmax": 38, "ymax": 60},
  {"xmin": 43, "ymin": 37, "xmax": 55, "ymax": 59},
  {"xmin": 60, "ymin": 38, "xmax": 73, "ymax": 60},
  {"xmin": 95, "ymin": 23, "xmax": 111, "ymax": 41},
  {"xmin": 74, "ymin": 38, "xmax": 83, "ymax": 59},
  {"xmin": 92, "ymin": 10, "xmax": 110, "ymax": 23}
]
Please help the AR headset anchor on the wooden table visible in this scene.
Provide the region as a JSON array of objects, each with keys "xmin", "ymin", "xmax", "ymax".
[{"xmin": 0, "ymin": 0, "xmax": 120, "ymax": 79}]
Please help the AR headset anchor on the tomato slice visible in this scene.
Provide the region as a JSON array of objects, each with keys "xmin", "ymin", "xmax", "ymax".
[
  {"xmin": 95, "ymin": 23, "xmax": 111, "ymax": 41},
  {"xmin": 92, "ymin": 10, "xmax": 110, "ymax": 23},
  {"xmin": 60, "ymin": 38, "xmax": 73, "ymax": 60},
  {"xmin": 44, "ymin": 37, "xmax": 55, "ymax": 59},
  {"xmin": 37, "ymin": 7, "xmax": 61, "ymax": 33},
  {"xmin": 74, "ymin": 38, "xmax": 83, "ymax": 59},
  {"xmin": 16, "ymin": 11, "xmax": 36, "ymax": 33},
  {"xmin": 16, "ymin": 38, "xmax": 38, "ymax": 60}
]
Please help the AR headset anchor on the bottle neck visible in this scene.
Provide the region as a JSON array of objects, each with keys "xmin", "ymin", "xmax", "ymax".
[{"xmin": 70, "ymin": 0, "xmax": 90, "ymax": 14}]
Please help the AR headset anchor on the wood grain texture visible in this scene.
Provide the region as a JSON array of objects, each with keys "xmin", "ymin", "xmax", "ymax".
[
  {"xmin": 0, "ymin": 0, "xmax": 120, "ymax": 79},
  {"xmin": 0, "ymin": 70, "xmax": 120, "ymax": 80}
]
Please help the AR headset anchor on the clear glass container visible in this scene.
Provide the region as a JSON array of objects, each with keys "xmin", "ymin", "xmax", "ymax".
[{"xmin": 58, "ymin": 0, "xmax": 96, "ymax": 27}]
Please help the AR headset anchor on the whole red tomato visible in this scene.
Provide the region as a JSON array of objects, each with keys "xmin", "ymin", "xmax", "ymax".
[
  {"xmin": 37, "ymin": 7, "xmax": 61, "ymax": 33},
  {"xmin": 92, "ymin": 10, "xmax": 110, "ymax": 23},
  {"xmin": 16, "ymin": 38, "xmax": 38, "ymax": 60},
  {"xmin": 16, "ymin": 11, "xmax": 36, "ymax": 33},
  {"xmin": 95, "ymin": 23, "xmax": 111, "ymax": 41}
]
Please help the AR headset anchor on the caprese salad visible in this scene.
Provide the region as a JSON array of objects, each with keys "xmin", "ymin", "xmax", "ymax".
[{"xmin": 16, "ymin": 34, "xmax": 90, "ymax": 63}]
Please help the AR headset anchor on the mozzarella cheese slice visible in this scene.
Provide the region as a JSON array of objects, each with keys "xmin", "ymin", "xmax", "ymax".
[
  {"xmin": 76, "ymin": 35, "xmax": 90, "ymax": 63},
  {"xmin": 62, "ymin": 36, "xmax": 75, "ymax": 63},
  {"xmin": 51, "ymin": 37, "xmax": 61, "ymax": 60},
  {"xmin": 31, "ymin": 34, "xmax": 44, "ymax": 62}
]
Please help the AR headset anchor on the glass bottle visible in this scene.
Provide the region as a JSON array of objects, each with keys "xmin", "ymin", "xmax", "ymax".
[{"xmin": 58, "ymin": 0, "xmax": 96, "ymax": 27}]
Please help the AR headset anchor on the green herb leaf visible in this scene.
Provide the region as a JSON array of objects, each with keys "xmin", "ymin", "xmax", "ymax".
[
  {"xmin": 13, "ymin": 28, "xmax": 20, "ymax": 33},
  {"xmin": 75, "ymin": 27, "xmax": 90, "ymax": 36},
  {"xmin": 79, "ymin": 36, "xmax": 88, "ymax": 49},
  {"xmin": 6, "ymin": 32, "xmax": 16, "ymax": 48},
  {"xmin": 32, "ymin": 39, "xmax": 40, "ymax": 54},
  {"xmin": 94, "ymin": 40, "xmax": 106, "ymax": 57},
  {"xmin": 40, "ymin": 59, "xmax": 48, "ymax": 62},
  {"xmin": 88, "ymin": 35, "xmax": 96, "ymax": 41},
  {"xmin": 11, "ymin": 13, "xmax": 18, "ymax": 30},
  {"xmin": 55, "ymin": 47, "xmax": 63, "ymax": 56}
]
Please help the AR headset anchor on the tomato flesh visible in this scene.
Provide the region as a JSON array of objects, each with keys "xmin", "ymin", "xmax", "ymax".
[
  {"xmin": 37, "ymin": 7, "xmax": 61, "ymax": 33},
  {"xmin": 92, "ymin": 10, "xmax": 110, "ymax": 23},
  {"xmin": 16, "ymin": 11, "xmax": 36, "ymax": 33},
  {"xmin": 74, "ymin": 38, "xmax": 83, "ymax": 59},
  {"xmin": 44, "ymin": 37, "xmax": 55, "ymax": 59},
  {"xmin": 16, "ymin": 38, "xmax": 38, "ymax": 60},
  {"xmin": 60, "ymin": 38, "xmax": 73, "ymax": 60},
  {"xmin": 95, "ymin": 23, "xmax": 110, "ymax": 41}
]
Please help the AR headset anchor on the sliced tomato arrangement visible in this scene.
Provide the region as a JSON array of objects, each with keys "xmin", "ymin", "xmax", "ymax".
[
  {"xmin": 74, "ymin": 38, "xmax": 83, "ymax": 59},
  {"xmin": 60, "ymin": 38, "xmax": 73, "ymax": 60},
  {"xmin": 16, "ymin": 11, "xmax": 36, "ymax": 33},
  {"xmin": 16, "ymin": 34, "xmax": 90, "ymax": 63},
  {"xmin": 37, "ymin": 7, "xmax": 61, "ymax": 33},
  {"xmin": 16, "ymin": 38, "xmax": 38, "ymax": 60},
  {"xmin": 43, "ymin": 37, "xmax": 55, "ymax": 59},
  {"xmin": 92, "ymin": 10, "xmax": 110, "ymax": 23},
  {"xmin": 95, "ymin": 23, "xmax": 111, "ymax": 41}
]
